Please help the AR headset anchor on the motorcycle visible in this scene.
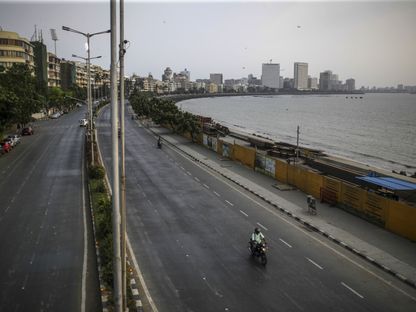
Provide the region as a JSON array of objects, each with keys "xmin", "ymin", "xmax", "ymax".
[{"xmin": 249, "ymin": 241, "xmax": 268, "ymax": 265}]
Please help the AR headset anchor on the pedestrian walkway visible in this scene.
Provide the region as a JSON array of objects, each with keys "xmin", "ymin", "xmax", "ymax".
[{"xmin": 144, "ymin": 125, "xmax": 416, "ymax": 289}]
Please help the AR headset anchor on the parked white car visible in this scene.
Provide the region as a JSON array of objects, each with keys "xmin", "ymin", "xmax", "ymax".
[
  {"xmin": 7, "ymin": 134, "xmax": 21, "ymax": 146},
  {"xmin": 79, "ymin": 119, "xmax": 88, "ymax": 127},
  {"xmin": 50, "ymin": 112, "xmax": 61, "ymax": 119}
]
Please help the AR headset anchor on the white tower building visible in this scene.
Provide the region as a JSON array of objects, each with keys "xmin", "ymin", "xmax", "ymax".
[
  {"xmin": 261, "ymin": 63, "xmax": 280, "ymax": 90},
  {"xmin": 294, "ymin": 62, "xmax": 308, "ymax": 90}
]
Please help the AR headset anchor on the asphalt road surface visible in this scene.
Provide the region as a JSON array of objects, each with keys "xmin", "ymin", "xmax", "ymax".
[
  {"xmin": 0, "ymin": 107, "xmax": 101, "ymax": 311},
  {"xmin": 97, "ymin": 104, "xmax": 416, "ymax": 312}
]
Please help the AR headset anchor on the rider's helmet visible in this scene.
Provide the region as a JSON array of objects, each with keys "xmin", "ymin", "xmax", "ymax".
[{"xmin": 254, "ymin": 227, "xmax": 260, "ymax": 234}]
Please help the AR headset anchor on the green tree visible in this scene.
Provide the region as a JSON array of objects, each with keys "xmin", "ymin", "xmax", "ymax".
[
  {"xmin": 48, "ymin": 86, "xmax": 65, "ymax": 112},
  {"xmin": 0, "ymin": 86, "xmax": 17, "ymax": 136},
  {"xmin": 176, "ymin": 111, "xmax": 201, "ymax": 142},
  {"xmin": 0, "ymin": 63, "xmax": 42, "ymax": 126}
]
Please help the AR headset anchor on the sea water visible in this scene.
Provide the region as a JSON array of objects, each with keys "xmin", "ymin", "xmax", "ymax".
[{"xmin": 179, "ymin": 93, "xmax": 416, "ymax": 174}]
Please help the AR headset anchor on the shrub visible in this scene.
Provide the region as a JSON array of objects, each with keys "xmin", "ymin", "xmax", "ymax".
[{"xmin": 89, "ymin": 165, "xmax": 105, "ymax": 179}]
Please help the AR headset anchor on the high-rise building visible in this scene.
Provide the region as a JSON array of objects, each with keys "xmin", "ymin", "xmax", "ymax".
[
  {"xmin": 180, "ymin": 68, "xmax": 190, "ymax": 81},
  {"xmin": 319, "ymin": 70, "xmax": 332, "ymax": 91},
  {"xmin": 48, "ymin": 52, "xmax": 61, "ymax": 87},
  {"xmin": 210, "ymin": 73, "xmax": 223, "ymax": 85},
  {"xmin": 31, "ymin": 40, "xmax": 48, "ymax": 90},
  {"xmin": 162, "ymin": 67, "xmax": 173, "ymax": 81},
  {"xmin": 294, "ymin": 62, "xmax": 308, "ymax": 90},
  {"xmin": 60, "ymin": 60, "xmax": 76, "ymax": 90},
  {"xmin": 346, "ymin": 78, "xmax": 355, "ymax": 92},
  {"xmin": 0, "ymin": 29, "xmax": 34, "ymax": 70},
  {"xmin": 261, "ymin": 63, "xmax": 280, "ymax": 90},
  {"xmin": 308, "ymin": 76, "xmax": 318, "ymax": 90}
]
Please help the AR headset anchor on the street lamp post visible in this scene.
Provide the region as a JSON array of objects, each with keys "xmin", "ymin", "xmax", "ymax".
[
  {"xmin": 72, "ymin": 53, "xmax": 101, "ymax": 164},
  {"xmin": 62, "ymin": 26, "xmax": 110, "ymax": 165}
]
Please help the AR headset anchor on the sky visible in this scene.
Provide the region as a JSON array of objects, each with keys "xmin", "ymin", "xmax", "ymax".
[{"xmin": 1, "ymin": 0, "xmax": 416, "ymax": 88}]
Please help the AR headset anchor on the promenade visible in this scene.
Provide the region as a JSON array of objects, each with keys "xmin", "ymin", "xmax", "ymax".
[{"xmin": 146, "ymin": 123, "xmax": 416, "ymax": 289}]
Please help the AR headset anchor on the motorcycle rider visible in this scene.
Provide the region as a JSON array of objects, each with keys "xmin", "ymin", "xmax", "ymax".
[
  {"xmin": 250, "ymin": 227, "xmax": 266, "ymax": 252},
  {"xmin": 157, "ymin": 136, "xmax": 162, "ymax": 148}
]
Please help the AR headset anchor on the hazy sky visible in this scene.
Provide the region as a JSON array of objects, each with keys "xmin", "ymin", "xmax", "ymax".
[{"xmin": 1, "ymin": 0, "xmax": 415, "ymax": 87}]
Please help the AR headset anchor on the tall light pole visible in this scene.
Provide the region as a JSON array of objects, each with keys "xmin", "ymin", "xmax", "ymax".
[
  {"xmin": 62, "ymin": 26, "xmax": 110, "ymax": 165},
  {"xmin": 119, "ymin": 0, "xmax": 127, "ymax": 309},
  {"xmin": 110, "ymin": 0, "xmax": 122, "ymax": 310}
]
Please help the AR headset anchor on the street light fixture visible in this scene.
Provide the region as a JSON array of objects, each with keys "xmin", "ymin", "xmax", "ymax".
[{"xmin": 62, "ymin": 26, "xmax": 110, "ymax": 165}]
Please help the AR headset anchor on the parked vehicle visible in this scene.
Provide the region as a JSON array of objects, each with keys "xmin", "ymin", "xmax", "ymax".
[
  {"xmin": 7, "ymin": 134, "xmax": 21, "ymax": 146},
  {"xmin": 3, "ymin": 138, "xmax": 14, "ymax": 148},
  {"xmin": 79, "ymin": 119, "xmax": 88, "ymax": 127},
  {"xmin": 50, "ymin": 112, "xmax": 61, "ymax": 119},
  {"xmin": 21, "ymin": 127, "xmax": 34, "ymax": 135},
  {"xmin": 1, "ymin": 142, "xmax": 11, "ymax": 154}
]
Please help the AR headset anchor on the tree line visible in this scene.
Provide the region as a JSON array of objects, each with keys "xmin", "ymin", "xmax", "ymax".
[
  {"xmin": 0, "ymin": 63, "xmax": 86, "ymax": 136},
  {"xmin": 129, "ymin": 90, "xmax": 201, "ymax": 142}
]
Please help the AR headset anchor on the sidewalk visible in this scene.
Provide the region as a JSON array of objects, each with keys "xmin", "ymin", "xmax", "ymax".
[{"xmin": 147, "ymin": 125, "xmax": 416, "ymax": 289}]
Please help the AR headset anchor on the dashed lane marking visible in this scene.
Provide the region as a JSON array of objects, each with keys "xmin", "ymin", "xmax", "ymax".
[
  {"xmin": 257, "ymin": 222, "xmax": 268, "ymax": 231},
  {"xmin": 225, "ymin": 200, "xmax": 234, "ymax": 206},
  {"xmin": 279, "ymin": 238, "xmax": 292, "ymax": 248},
  {"xmin": 341, "ymin": 282, "xmax": 364, "ymax": 299},
  {"xmin": 306, "ymin": 257, "xmax": 324, "ymax": 270},
  {"xmin": 239, "ymin": 210, "xmax": 248, "ymax": 217},
  {"xmin": 203, "ymin": 184, "xmax": 210, "ymax": 189},
  {"xmin": 214, "ymin": 191, "xmax": 220, "ymax": 197},
  {"xmin": 194, "ymin": 177, "xmax": 200, "ymax": 182},
  {"xmin": 186, "ymin": 171, "xmax": 192, "ymax": 176}
]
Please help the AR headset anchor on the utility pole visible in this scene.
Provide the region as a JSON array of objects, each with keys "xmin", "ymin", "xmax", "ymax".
[
  {"xmin": 110, "ymin": 0, "xmax": 122, "ymax": 310},
  {"xmin": 296, "ymin": 125, "xmax": 300, "ymax": 164},
  {"xmin": 119, "ymin": 0, "xmax": 127, "ymax": 309}
]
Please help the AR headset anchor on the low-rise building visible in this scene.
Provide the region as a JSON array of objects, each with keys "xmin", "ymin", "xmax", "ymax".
[{"xmin": 0, "ymin": 29, "xmax": 34, "ymax": 70}]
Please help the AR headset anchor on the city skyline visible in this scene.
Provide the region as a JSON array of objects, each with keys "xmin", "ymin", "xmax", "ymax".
[{"xmin": 0, "ymin": 1, "xmax": 415, "ymax": 87}]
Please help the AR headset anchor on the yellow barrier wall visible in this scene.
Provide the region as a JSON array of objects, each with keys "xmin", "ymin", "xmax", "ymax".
[
  {"xmin": 293, "ymin": 166, "xmax": 307, "ymax": 192},
  {"xmin": 306, "ymin": 171, "xmax": 324, "ymax": 199},
  {"xmin": 233, "ymin": 144, "xmax": 256, "ymax": 168},
  {"xmin": 363, "ymin": 192, "xmax": 387, "ymax": 223},
  {"xmin": 386, "ymin": 201, "xmax": 416, "ymax": 240},
  {"xmin": 217, "ymin": 140, "xmax": 223, "ymax": 156},
  {"xmin": 323, "ymin": 176, "xmax": 342, "ymax": 202},
  {"xmin": 341, "ymin": 183, "xmax": 365, "ymax": 213},
  {"xmin": 275, "ymin": 159, "xmax": 288, "ymax": 183}
]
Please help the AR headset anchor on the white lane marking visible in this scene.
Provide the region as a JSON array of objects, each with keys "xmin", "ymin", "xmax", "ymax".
[
  {"xmin": 341, "ymin": 282, "xmax": 364, "ymax": 299},
  {"xmin": 203, "ymin": 184, "xmax": 210, "ymax": 189},
  {"xmin": 81, "ymin": 148, "xmax": 87, "ymax": 312},
  {"xmin": 214, "ymin": 191, "xmax": 220, "ymax": 197},
  {"xmin": 256, "ymin": 222, "xmax": 268, "ymax": 231},
  {"xmin": 279, "ymin": 238, "xmax": 292, "ymax": 248},
  {"xmin": 170, "ymin": 150, "xmax": 416, "ymax": 301},
  {"xmin": 21, "ymin": 274, "xmax": 29, "ymax": 290},
  {"xmin": 147, "ymin": 199, "xmax": 152, "ymax": 205},
  {"xmin": 225, "ymin": 200, "xmax": 234, "ymax": 206},
  {"xmin": 180, "ymin": 166, "xmax": 185, "ymax": 170},
  {"xmin": 194, "ymin": 177, "xmax": 200, "ymax": 182},
  {"xmin": 239, "ymin": 210, "xmax": 248, "ymax": 217},
  {"xmin": 106, "ymin": 102, "xmax": 416, "ymax": 302},
  {"xmin": 29, "ymin": 253, "xmax": 36, "ymax": 265},
  {"xmin": 186, "ymin": 171, "xmax": 192, "ymax": 176},
  {"xmin": 127, "ymin": 236, "xmax": 159, "ymax": 312},
  {"xmin": 306, "ymin": 257, "xmax": 323, "ymax": 270}
]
